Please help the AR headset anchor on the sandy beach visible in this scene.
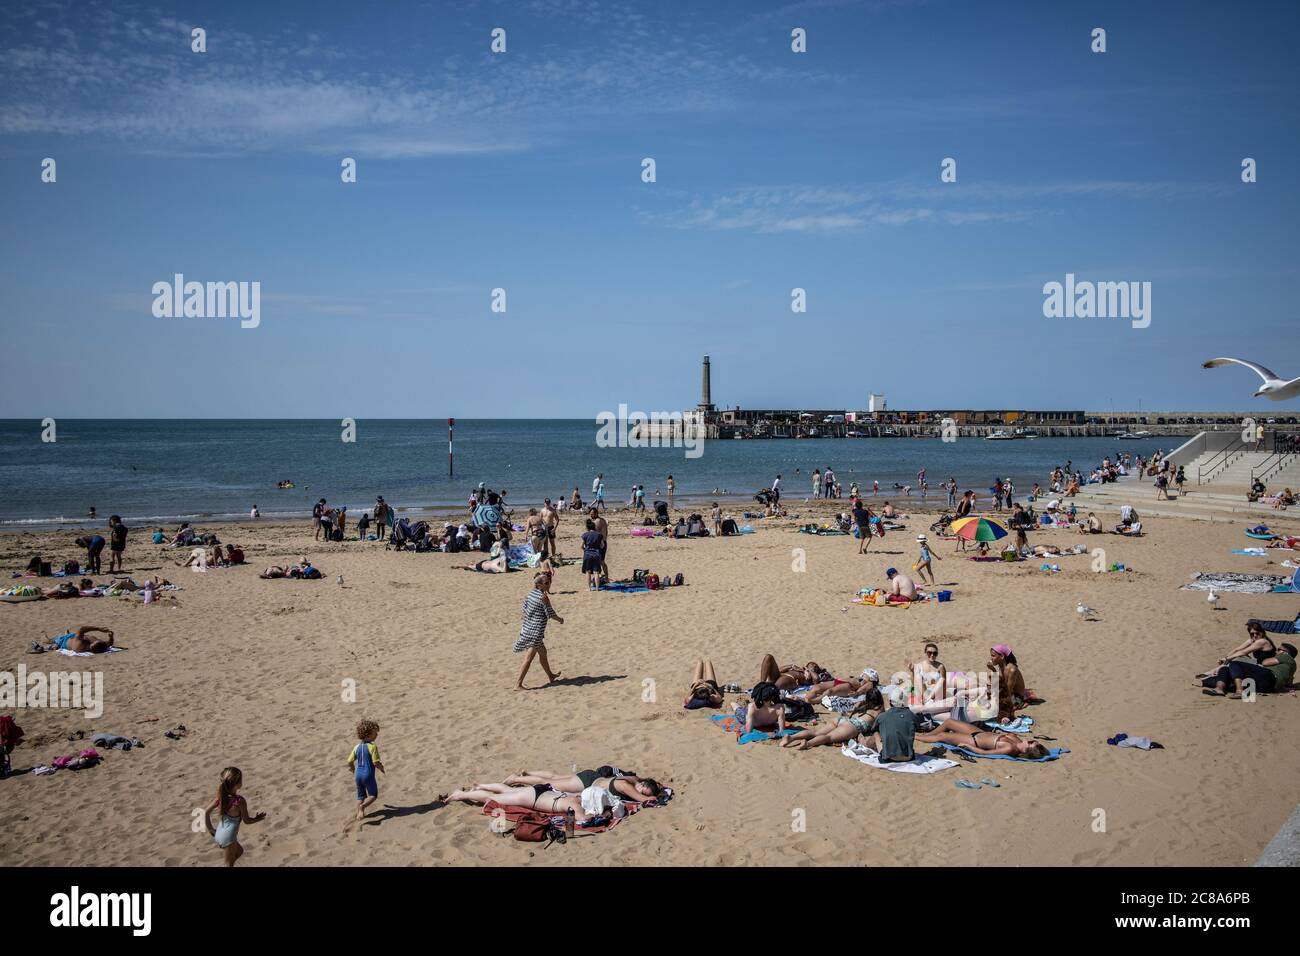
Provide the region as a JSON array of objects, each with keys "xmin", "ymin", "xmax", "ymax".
[{"xmin": 1, "ymin": 496, "xmax": 1297, "ymax": 868}]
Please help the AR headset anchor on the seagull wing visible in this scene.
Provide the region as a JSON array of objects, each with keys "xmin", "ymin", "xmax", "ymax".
[{"xmin": 1202, "ymin": 357, "xmax": 1281, "ymax": 385}]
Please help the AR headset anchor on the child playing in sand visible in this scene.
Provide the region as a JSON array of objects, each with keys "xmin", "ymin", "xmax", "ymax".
[
  {"xmin": 914, "ymin": 534, "xmax": 940, "ymax": 585},
  {"xmin": 205, "ymin": 766, "xmax": 265, "ymax": 866},
  {"xmin": 348, "ymin": 719, "xmax": 385, "ymax": 821}
]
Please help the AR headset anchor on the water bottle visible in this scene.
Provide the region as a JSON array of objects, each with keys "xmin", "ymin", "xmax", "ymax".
[{"xmin": 565, "ymin": 808, "xmax": 575, "ymax": 839}]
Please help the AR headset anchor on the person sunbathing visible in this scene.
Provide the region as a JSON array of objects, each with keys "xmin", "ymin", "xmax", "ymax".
[
  {"xmin": 442, "ymin": 783, "xmax": 593, "ymax": 820},
  {"xmin": 500, "ymin": 768, "xmax": 663, "ymax": 802},
  {"xmin": 740, "ymin": 681, "xmax": 785, "ymax": 734},
  {"xmin": 1195, "ymin": 622, "xmax": 1279, "ymax": 680},
  {"xmin": 796, "ymin": 668, "xmax": 878, "ymax": 702},
  {"xmin": 916, "ymin": 718, "xmax": 1049, "ymax": 758},
  {"xmin": 683, "ymin": 659, "xmax": 724, "ymax": 709},
  {"xmin": 37, "ymin": 625, "xmax": 116, "ymax": 654},
  {"xmin": 781, "ymin": 687, "xmax": 886, "ymax": 750},
  {"xmin": 757, "ymin": 654, "xmax": 828, "ymax": 690},
  {"xmin": 452, "ymin": 546, "xmax": 507, "ymax": 573},
  {"xmin": 1201, "ymin": 641, "xmax": 1297, "ymax": 698},
  {"xmin": 104, "ymin": 575, "xmax": 170, "ymax": 591},
  {"xmin": 905, "ymin": 643, "xmax": 947, "ymax": 704},
  {"xmin": 781, "ymin": 690, "xmax": 922, "ymax": 760}
]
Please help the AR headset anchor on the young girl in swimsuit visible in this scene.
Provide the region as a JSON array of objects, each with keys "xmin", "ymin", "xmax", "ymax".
[
  {"xmin": 915, "ymin": 718, "xmax": 1048, "ymax": 758},
  {"xmin": 204, "ymin": 767, "xmax": 266, "ymax": 866}
]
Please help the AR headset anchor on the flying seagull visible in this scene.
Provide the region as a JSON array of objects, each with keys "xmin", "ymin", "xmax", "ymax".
[{"xmin": 1202, "ymin": 358, "xmax": 1300, "ymax": 400}]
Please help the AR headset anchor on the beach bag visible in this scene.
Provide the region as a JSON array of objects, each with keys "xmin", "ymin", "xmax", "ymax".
[
  {"xmin": 513, "ymin": 812, "xmax": 566, "ymax": 845},
  {"xmin": 25, "ymin": 556, "xmax": 42, "ymax": 574},
  {"xmin": 63, "ymin": 560, "xmax": 79, "ymax": 577},
  {"xmin": 721, "ymin": 518, "xmax": 738, "ymax": 536},
  {"xmin": 644, "ymin": 574, "xmax": 661, "ymax": 590},
  {"xmin": 783, "ymin": 698, "xmax": 817, "ymax": 722}
]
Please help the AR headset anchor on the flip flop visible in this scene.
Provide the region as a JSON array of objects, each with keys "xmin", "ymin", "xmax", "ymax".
[
  {"xmin": 979, "ymin": 778, "xmax": 1001, "ymax": 788},
  {"xmin": 1201, "ymin": 688, "xmax": 1226, "ymax": 697},
  {"xmin": 955, "ymin": 779, "xmax": 981, "ymax": 789}
]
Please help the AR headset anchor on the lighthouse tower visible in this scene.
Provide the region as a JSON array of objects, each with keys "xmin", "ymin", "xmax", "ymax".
[{"xmin": 698, "ymin": 355, "xmax": 716, "ymax": 413}]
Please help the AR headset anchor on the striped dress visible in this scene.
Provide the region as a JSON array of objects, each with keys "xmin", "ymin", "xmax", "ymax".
[{"xmin": 513, "ymin": 588, "xmax": 558, "ymax": 652}]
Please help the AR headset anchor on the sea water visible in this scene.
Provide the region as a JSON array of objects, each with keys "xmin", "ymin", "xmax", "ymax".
[{"xmin": 0, "ymin": 419, "xmax": 1170, "ymax": 529}]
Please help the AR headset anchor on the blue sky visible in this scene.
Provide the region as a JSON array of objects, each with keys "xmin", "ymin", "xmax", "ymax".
[{"xmin": 1, "ymin": 0, "xmax": 1297, "ymax": 417}]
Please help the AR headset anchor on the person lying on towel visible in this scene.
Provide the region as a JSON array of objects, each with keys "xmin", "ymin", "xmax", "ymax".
[{"xmin": 916, "ymin": 718, "xmax": 1049, "ymax": 758}]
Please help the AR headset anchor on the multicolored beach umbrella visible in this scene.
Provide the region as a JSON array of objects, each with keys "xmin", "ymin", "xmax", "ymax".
[{"xmin": 950, "ymin": 515, "xmax": 1008, "ymax": 542}]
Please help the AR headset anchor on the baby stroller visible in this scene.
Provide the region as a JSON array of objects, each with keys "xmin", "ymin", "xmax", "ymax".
[
  {"xmin": 653, "ymin": 501, "xmax": 670, "ymax": 526},
  {"xmin": 930, "ymin": 513, "xmax": 955, "ymax": 536}
]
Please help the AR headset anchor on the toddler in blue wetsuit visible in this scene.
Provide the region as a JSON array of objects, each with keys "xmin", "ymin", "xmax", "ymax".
[{"xmin": 348, "ymin": 719, "xmax": 385, "ymax": 822}]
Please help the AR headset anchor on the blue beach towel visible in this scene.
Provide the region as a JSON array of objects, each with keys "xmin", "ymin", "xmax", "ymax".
[
  {"xmin": 933, "ymin": 742, "xmax": 1068, "ymax": 762},
  {"xmin": 982, "ymin": 716, "xmax": 1035, "ymax": 733},
  {"xmin": 599, "ymin": 582, "xmax": 650, "ymax": 593}
]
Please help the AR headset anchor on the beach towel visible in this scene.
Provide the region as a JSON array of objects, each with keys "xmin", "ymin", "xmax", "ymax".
[
  {"xmin": 737, "ymin": 526, "xmax": 756, "ymax": 534},
  {"xmin": 630, "ymin": 528, "xmax": 655, "ymax": 537},
  {"xmin": 598, "ymin": 581, "xmax": 650, "ymax": 593},
  {"xmin": 1182, "ymin": 572, "xmax": 1290, "ymax": 594},
  {"xmin": 932, "ymin": 742, "xmax": 1068, "ymax": 762},
  {"xmin": 57, "ymin": 646, "xmax": 124, "ymax": 657},
  {"xmin": 1233, "ymin": 548, "xmax": 1268, "ymax": 556},
  {"xmin": 709, "ymin": 713, "xmax": 800, "ymax": 743},
  {"xmin": 841, "ymin": 739, "xmax": 958, "ymax": 774},
  {"xmin": 822, "ymin": 693, "xmax": 867, "ymax": 714},
  {"xmin": 983, "ymin": 716, "xmax": 1034, "ymax": 733}
]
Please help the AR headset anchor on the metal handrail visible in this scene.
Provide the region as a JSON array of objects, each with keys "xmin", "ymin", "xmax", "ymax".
[
  {"xmin": 1197, "ymin": 438, "xmax": 1246, "ymax": 485},
  {"xmin": 1253, "ymin": 452, "xmax": 1298, "ymax": 486}
]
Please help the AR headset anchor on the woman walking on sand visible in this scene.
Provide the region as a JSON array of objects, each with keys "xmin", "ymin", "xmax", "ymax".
[{"xmin": 514, "ymin": 572, "xmax": 564, "ymax": 689}]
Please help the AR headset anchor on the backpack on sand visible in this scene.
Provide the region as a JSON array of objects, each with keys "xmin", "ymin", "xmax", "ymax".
[{"xmin": 512, "ymin": 811, "xmax": 567, "ymax": 845}]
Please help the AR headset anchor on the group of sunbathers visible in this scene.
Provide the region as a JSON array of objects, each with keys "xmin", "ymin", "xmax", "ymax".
[{"xmin": 683, "ymin": 645, "xmax": 1050, "ymax": 760}]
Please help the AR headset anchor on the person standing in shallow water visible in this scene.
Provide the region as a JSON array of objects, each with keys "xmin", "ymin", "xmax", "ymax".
[{"xmin": 515, "ymin": 572, "xmax": 563, "ymax": 689}]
